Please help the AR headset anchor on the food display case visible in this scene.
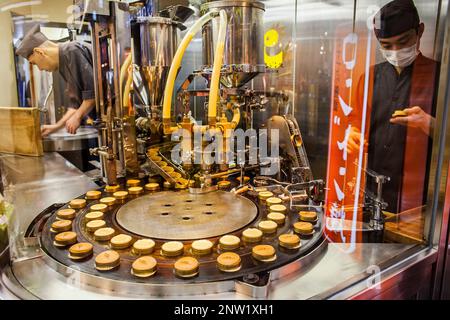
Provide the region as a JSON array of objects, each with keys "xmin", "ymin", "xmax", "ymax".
[{"xmin": 0, "ymin": 0, "xmax": 449, "ymax": 300}]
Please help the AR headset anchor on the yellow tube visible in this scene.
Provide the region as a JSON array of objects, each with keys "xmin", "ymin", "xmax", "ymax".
[
  {"xmin": 123, "ymin": 66, "xmax": 133, "ymax": 108},
  {"xmin": 208, "ymin": 10, "xmax": 228, "ymax": 126},
  {"xmin": 120, "ymin": 53, "xmax": 132, "ymax": 97},
  {"xmin": 162, "ymin": 10, "xmax": 226, "ymax": 134},
  {"xmin": 162, "ymin": 33, "xmax": 194, "ymax": 122},
  {"xmin": 230, "ymin": 107, "xmax": 240, "ymax": 128}
]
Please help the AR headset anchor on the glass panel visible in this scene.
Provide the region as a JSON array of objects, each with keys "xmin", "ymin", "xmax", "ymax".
[{"xmin": 0, "ymin": 0, "xmax": 447, "ymax": 299}]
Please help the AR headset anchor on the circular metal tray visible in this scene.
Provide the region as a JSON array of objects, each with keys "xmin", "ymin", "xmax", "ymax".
[{"xmin": 39, "ymin": 185, "xmax": 324, "ymax": 287}]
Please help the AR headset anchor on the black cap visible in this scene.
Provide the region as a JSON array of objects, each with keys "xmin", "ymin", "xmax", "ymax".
[
  {"xmin": 373, "ymin": 0, "xmax": 420, "ymax": 39},
  {"xmin": 15, "ymin": 24, "xmax": 48, "ymax": 58}
]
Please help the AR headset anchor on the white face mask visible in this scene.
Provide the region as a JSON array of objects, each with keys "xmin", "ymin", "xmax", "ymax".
[{"xmin": 380, "ymin": 43, "xmax": 419, "ymax": 68}]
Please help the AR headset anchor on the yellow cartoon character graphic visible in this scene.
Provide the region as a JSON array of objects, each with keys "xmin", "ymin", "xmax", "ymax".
[{"xmin": 264, "ymin": 28, "xmax": 283, "ymax": 69}]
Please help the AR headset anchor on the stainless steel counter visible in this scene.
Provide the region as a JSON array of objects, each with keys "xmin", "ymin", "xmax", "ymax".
[
  {"xmin": 0, "ymin": 152, "xmax": 98, "ymax": 262},
  {"xmin": 0, "ymin": 152, "xmax": 428, "ymax": 300}
]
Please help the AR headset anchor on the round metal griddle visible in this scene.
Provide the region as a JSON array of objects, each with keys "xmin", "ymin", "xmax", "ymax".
[
  {"xmin": 116, "ymin": 191, "xmax": 258, "ymax": 240},
  {"xmin": 38, "ymin": 184, "xmax": 325, "ymax": 292}
]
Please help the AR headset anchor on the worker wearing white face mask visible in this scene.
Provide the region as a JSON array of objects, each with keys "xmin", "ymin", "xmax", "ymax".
[
  {"xmin": 347, "ymin": 0, "xmax": 439, "ymax": 214},
  {"xmin": 380, "ymin": 42, "xmax": 420, "ymax": 69}
]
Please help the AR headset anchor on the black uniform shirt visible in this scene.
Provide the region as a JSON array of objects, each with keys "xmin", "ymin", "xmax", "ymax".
[
  {"xmin": 367, "ymin": 61, "xmax": 412, "ymax": 212},
  {"xmin": 366, "ymin": 54, "xmax": 437, "ymax": 213},
  {"xmin": 58, "ymin": 41, "xmax": 96, "ymax": 119}
]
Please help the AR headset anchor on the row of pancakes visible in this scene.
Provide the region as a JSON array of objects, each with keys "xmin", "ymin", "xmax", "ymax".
[{"xmin": 49, "ymin": 183, "xmax": 319, "ymax": 278}]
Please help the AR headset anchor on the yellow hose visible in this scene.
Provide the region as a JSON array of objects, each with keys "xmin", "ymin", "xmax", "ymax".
[
  {"xmin": 123, "ymin": 66, "xmax": 133, "ymax": 108},
  {"xmin": 120, "ymin": 53, "xmax": 132, "ymax": 97},
  {"xmin": 231, "ymin": 107, "xmax": 240, "ymax": 128},
  {"xmin": 162, "ymin": 33, "xmax": 194, "ymax": 122},
  {"xmin": 162, "ymin": 10, "xmax": 227, "ymax": 134},
  {"xmin": 208, "ymin": 10, "xmax": 228, "ymax": 126}
]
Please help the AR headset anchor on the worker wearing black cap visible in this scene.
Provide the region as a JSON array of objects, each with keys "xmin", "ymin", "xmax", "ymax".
[
  {"xmin": 15, "ymin": 24, "xmax": 96, "ymax": 137},
  {"xmin": 348, "ymin": 0, "xmax": 439, "ymax": 213}
]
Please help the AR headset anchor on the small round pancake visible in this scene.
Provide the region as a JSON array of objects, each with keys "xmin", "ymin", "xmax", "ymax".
[
  {"xmin": 267, "ymin": 212, "xmax": 286, "ymax": 225},
  {"xmin": 150, "ymin": 155, "xmax": 162, "ymax": 162},
  {"xmin": 258, "ymin": 191, "xmax": 274, "ymax": 201},
  {"xmin": 90, "ymin": 203, "xmax": 108, "ymax": 213},
  {"xmin": 86, "ymin": 190, "xmax": 102, "ymax": 200},
  {"xmin": 128, "ymin": 186, "xmax": 143, "ymax": 195},
  {"xmin": 126, "ymin": 179, "xmax": 141, "ymax": 187},
  {"xmin": 174, "ymin": 257, "xmax": 199, "ymax": 278},
  {"xmin": 113, "ymin": 191, "xmax": 128, "ymax": 200},
  {"xmin": 161, "ymin": 241, "xmax": 184, "ymax": 257},
  {"xmin": 164, "ymin": 166, "xmax": 175, "ymax": 174},
  {"xmin": 69, "ymin": 199, "xmax": 86, "ymax": 209},
  {"xmin": 293, "ymin": 221, "xmax": 314, "ymax": 235},
  {"xmin": 258, "ymin": 220, "xmax": 278, "ymax": 234},
  {"xmin": 147, "ymin": 148, "xmax": 159, "ymax": 156},
  {"xmin": 219, "ymin": 235, "xmax": 241, "ymax": 251},
  {"xmin": 94, "ymin": 227, "xmax": 116, "ymax": 241},
  {"xmin": 266, "ymin": 197, "xmax": 282, "ymax": 206},
  {"xmin": 299, "ymin": 211, "xmax": 318, "ymax": 222},
  {"xmin": 68, "ymin": 242, "xmax": 93, "ymax": 260},
  {"xmin": 56, "ymin": 208, "xmax": 76, "ymax": 220},
  {"xmin": 217, "ymin": 252, "xmax": 242, "ymax": 272},
  {"xmin": 278, "ymin": 234, "xmax": 301, "ymax": 250},
  {"xmin": 131, "ymin": 256, "xmax": 157, "ymax": 278},
  {"xmin": 169, "ymin": 172, "xmax": 182, "ymax": 179},
  {"xmin": 392, "ymin": 110, "xmax": 408, "ymax": 118},
  {"xmin": 145, "ymin": 183, "xmax": 160, "ymax": 191},
  {"xmin": 51, "ymin": 219, "xmax": 72, "ymax": 233},
  {"xmin": 242, "ymin": 228, "xmax": 263, "ymax": 243},
  {"xmin": 100, "ymin": 197, "xmax": 116, "ymax": 206},
  {"xmin": 217, "ymin": 181, "xmax": 231, "ymax": 190},
  {"xmin": 95, "ymin": 250, "xmax": 120, "ymax": 271},
  {"xmin": 104, "ymin": 185, "xmax": 120, "ymax": 193},
  {"xmin": 86, "ymin": 219, "xmax": 106, "ymax": 232},
  {"xmin": 236, "ymin": 176, "xmax": 250, "ymax": 184},
  {"xmin": 132, "ymin": 239, "xmax": 155, "ymax": 255},
  {"xmin": 85, "ymin": 211, "xmax": 104, "ymax": 222},
  {"xmin": 269, "ymin": 204, "xmax": 287, "ymax": 213},
  {"xmin": 252, "ymin": 245, "xmax": 276, "ymax": 262},
  {"xmin": 54, "ymin": 231, "xmax": 77, "ymax": 247},
  {"xmin": 157, "ymin": 161, "xmax": 167, "ymax": 167},
  {"xmin": 110, "ymin": 234, "xmax": 133, "ymax": 249},
  {"xmin": 191, "ymin": 239, "xmax": 213, "ymax": 255}
]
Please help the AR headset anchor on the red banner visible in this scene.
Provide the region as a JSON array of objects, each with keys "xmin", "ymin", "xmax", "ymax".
[{"xmin": 325, "ymin": 22, "xmax": 377, "ymax": 250}]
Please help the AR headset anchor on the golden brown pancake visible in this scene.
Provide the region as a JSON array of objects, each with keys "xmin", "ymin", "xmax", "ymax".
[
  {"xmin": 110, "ymin": 234, "xmax": 133, "ymax": 249},
  {"xmin": 56, "ymin": 208, "xmax": 76, "ymax": 220},
  {"xmin": 86, "ymin": 190, "xmax": 102, "ymax": 200},
  {"xmin": 218, "ymin": 235, "xmax": 241, "ymax": 251},
  {"xmin": 95, "ymin": 250, "xmax": 120, "ymax": 271},
  {"xmin": 50, "ymin": 219, "xmax": 72, "ymax": 233},
  {"xmin": 242, "ymin": 228, "xmax": 263, "ymax": 243},
  {"xmin": 94, "ymin": 227, "xmax": 116, "ymax": 241},
  {"xmin": 174, "ymin": 257, "xmax": 199, "ymax": 278},
  {"xmin": 278, "ymin": 234, "xmax": 301, "ymax": 249},
  {"xmin": 69, "ymin": 199, "xmax": 86, "ymax": 209},
  {"xmin": 161, "ymin": 241, "xmax": 184, "ymax": 257},
  {"xmin": 69, "ymin": 242, "xmax": 93, "ymax": 260},
  {"xmin": 252, "ymin": 244, "xmax": 276, "ymax": 262},
  {"xmin": 131, "ymin": 256, "xmax": 157, "ymax": 278},
  {"xmin": 54, "ymin": 231, "xmax": 77, "ymax": 247}
]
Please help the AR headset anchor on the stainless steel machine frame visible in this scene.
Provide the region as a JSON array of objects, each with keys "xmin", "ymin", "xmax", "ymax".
[{"xmin": 1, "ymin": 0, "xmax": 450, "ymax": 300}]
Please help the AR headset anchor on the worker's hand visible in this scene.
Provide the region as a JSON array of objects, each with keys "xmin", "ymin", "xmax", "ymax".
[
  {"xmin": 347, "ymin": 126, "xmax": 367, "ymax": 156},
  {"xmin": 41, "ymin": 124, "xmax": 59, "ymax": 138},
  {"xmin": 65, "ymin": 113, "xmax": 81, "ymax": 135},
  {"xmin": 390, "ymin": 106, "xmax": 435, "ymax": 136}
]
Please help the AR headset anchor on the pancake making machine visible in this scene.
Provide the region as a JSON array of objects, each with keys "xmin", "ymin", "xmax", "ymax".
[{"xmin": 23, "ymin": 0, "xmax": 327, "ymax": 298}]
